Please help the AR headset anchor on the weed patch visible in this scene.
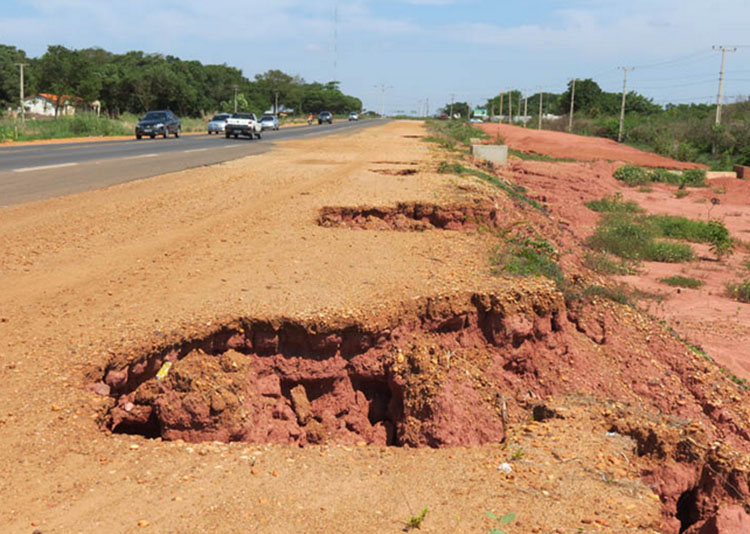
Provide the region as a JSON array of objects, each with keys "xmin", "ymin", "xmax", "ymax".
[
  {"xmin": 493, "ymin": 235, "xmax": 563, "ymax": 288},
  {"xmin": 660, "ymin": 276, "xmax": 704, "ymax": 289},
  {"xmin": 582, "ymin": 284, "xmax": 631, "ymax": 305},
  {"xmin": 726, "ymin": 279, "xmax": 750, "ymax": 303},
  {"xmin": 613, "ymin": 164, "xmax": 707, "ymax": 188},
  {"xmin": 584, "ymin": 193, "xmax": 643, "ymax": 214},
  {"xmin": 425, "ymin": 119, "xmax": 488, "ymax": 146},
  {"xmin": 583, "ymin": 252, "xmax": 634, "ymax": 275},
  {"xmin": 589, "ymin": 212, "xmax": 733, "ymax": 262},
  {"xmin": 405, "ymin": 507, "xmax": 429, "ymax": 531},
  {"xmin": 508, "ymin": 148, "xmax": 574, "ymax": 162}
]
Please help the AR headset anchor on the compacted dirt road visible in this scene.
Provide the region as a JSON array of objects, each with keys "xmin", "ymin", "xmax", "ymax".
[{"xmin": 3, "ymin": 121, "xmax": 750, "ymax": 534}]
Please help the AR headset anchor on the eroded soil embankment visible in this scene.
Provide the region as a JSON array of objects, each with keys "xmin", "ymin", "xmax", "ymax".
[
  {"xmin": 318, "ymin": 200, "xmax": 502, "ymax": 231},
  {"xmin": 93, "ymin": 283, "xmax": 750, "ymax": 533},
  {"xmin": 98, "ymin": 286, "xmax": 566, "ymax": 447}
]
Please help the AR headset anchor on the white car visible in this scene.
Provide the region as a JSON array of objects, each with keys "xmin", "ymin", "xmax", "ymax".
[
  {"xmin": 348, "ymin": 112, "xmax": 359, "ymax": 121},
  {"xmin": 469, "ymin": 118, "xmax": 484, "ymax": 123},
  {"xmin": 207, "ymin": 113, "xmax": 231, "ymax": 134},
  {"xmin": 259, "ymin": 115, "xmax": 280, "ymax": 131},
  {"xmin": 224, "ymin": 113, "xmax": 262, "ymax": 139}
]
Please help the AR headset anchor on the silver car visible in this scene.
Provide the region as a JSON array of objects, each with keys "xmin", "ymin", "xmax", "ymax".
[
  {"xmin": 259, "ymin": 115, "xmax": 280, "ymax": 131},
  {"xmin": 207, "ymin": 113, "xmax": 231, "ymax": 134}
]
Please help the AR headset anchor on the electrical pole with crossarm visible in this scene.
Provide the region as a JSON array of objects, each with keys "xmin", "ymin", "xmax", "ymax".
[
  {"xmin": 713, "ymin": 46, "xmax": 737, "ymax": 124},
  {"xmin": 617, "ymin": 67, "xmax": 634, "ymax": 142},
  {"xmin": 16, "ymin": 63, "xmax": 29, "ymax": 123}
]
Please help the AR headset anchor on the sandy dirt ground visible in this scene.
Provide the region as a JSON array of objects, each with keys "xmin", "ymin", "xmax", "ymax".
[
  {"xmin": 478, "ymin": 123, "xmax": 705, "ymax": 170},
  {"xmin": 0, "ymin": 122, "xmax": 668, "ymax": 534}
]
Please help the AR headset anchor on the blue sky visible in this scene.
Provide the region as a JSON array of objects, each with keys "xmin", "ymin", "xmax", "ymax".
[{"xmin": 2, "ymin": 0, "xmax": 749, "ymax": 114}]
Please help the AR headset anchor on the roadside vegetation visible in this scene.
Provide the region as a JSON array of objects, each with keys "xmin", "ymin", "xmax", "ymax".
[
  {"xmin": 0, "ymin": 44, "xmax": 363, "ymax": 141},
  {"xmin": 613, "ymin": 164, "xmax": 707, "ymax": 188},
  {"xmin": 479, "ymin": 79, "xmax": 750, "ymax": 170},
  {"xmin": 585, "ymin": 195, "xmax": 733, "ymax": 262}
]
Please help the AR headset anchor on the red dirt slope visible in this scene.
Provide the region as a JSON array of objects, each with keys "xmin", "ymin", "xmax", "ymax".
[{"xmin": 477, "ymin": 122, "xmax": 705, "ymax": 169}]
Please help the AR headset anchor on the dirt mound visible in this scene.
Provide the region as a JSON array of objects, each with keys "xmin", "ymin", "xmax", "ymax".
[
  {"xmin": 318, "ymin": 200, "xmax": 502, "ymax": 231},
  {"xmin": 477, "ymin": 122, "xmax": 705, "ymax": 169}
]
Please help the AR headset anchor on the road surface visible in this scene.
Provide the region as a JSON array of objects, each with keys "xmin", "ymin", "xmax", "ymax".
[{"xmin": 0, "ymin": 120, "xmax": 376, "ymax": 207}]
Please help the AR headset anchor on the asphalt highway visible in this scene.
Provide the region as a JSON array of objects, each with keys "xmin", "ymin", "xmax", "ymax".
[{"xmin": 0, "ymin": 120, "xmax": 377, "ymax": 207}]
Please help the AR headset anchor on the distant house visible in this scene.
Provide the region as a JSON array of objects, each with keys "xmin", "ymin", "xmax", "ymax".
[{"xmin": 22, "ymin": 93, "xmax": 79, "ymax": 117}]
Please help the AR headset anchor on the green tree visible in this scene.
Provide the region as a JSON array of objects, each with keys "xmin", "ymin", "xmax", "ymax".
[
  {"xmin": 38, "ymin": 45, "xmax": 100, "ymax": 117},
  {"xmin": 0, "ymin": 45, "xmax": 34, "ymax": 110}
]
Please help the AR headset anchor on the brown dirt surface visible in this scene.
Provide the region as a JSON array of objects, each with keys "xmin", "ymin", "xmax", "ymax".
[
  {"xmin": 3, "ymin": 120, "xmax": 750, "ymax": 534},
  {"xmin": 477, "ymin": 122, "xmax": 705, "ymax": 169}
]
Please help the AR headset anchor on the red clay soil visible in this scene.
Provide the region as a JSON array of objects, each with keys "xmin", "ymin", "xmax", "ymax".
[
  {"xmin": 477, "ymin": 122, "xmax": 705, "ymax": 169},
  {"xmin": 500, "ymin": 157, "xmax": 750, "ymax": 380}
]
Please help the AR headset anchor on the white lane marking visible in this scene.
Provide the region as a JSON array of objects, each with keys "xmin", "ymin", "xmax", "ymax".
[
  {"xmin": 121, "ymin": 153, "xmax": 158, "ymax": 160},
  {"xmin": 13, "ymin": 162, "xmax": 78, "ymax": 173},
  {"xmin": 183, "ymin": 148, "xmax": 209, "ymax": 153},
  {"xmin": 223, "ymin": 144, "xmax": 243, "ymax": 148}
]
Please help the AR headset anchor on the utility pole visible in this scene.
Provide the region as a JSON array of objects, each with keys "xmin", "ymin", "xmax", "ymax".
[
  {"xmin": 568, "ymin": 78, "xmax": 577, "ymax": 132},
  {"xmin": 16, "ymin": 63, "xmax": 28, "ymax": 123},
  {"xmin": 617, "ymin": 67, "xmax": 634, "ymax": 142},
  {"xmin": 523, "ymin": 91, "xmax": 528, "ymax": 127},
  {"xmin": 426, "ymin": 97, "xmax": 429, "ymax": 117},
  {"xmin": 713, "ymin": 46, "xmax": 737, "ymax": 124},
  {"xmin": 498, "ymin": 90, "xmax": 504, "ymax": 123},
  {"xmin": 232, "ymin": 84, "xmax": 239, "ymax": 113},
  {"xmin": 374, "ymin": 84, "xmax": 392, "ymax": 117},
  {"xmin": 537, "ymin": 86, "xmax": 544, "ymax": 129},
  {"xmin": 518, "ymin": 92, "xmax": 522, "ymax": 125},
  {"xmin": 274, "ymin": 92, "xmax": 279, "ymax": 115},
  {"xmin": 508, "ymin": 88, "xmax": 513, "ymax": 124},
  {"xmin": 449, "ymin": 93, "xmax": 455, "ymax": 119}
]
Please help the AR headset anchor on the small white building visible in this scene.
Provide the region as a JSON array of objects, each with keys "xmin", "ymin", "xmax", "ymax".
[{"xmin": 22, "ymin": 93, "xmax": 77, "ymax": 117}]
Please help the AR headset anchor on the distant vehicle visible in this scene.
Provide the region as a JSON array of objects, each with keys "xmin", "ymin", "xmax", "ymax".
[
  {"xmin": 259, "ymin": 115, "xmax": 280, "ymax": 131},
  {"xmin": 207, "ymin": 113, "xmax": 231, "ymax": 134},
  {"xmin": 135, "ymin": 110, "xmax": 181, "ymax": 139},
  {"xmin": 469, "ymin": 117, "xmax": 484, "ymax": 123},
  {"xmin": 225, "ymin": 113, "xmax": 262, "ymax": 139},
  {"xmin": 348, "ymin": 112, "xmax": 359, "ymax": 121},
  {"xmin": 318, "ymin": 111, "xmax": 333, "ymax": 125}
]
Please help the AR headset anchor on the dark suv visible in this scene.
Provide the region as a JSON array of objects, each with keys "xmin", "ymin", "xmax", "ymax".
[
  {"xmin": 318, "ymin": 111, "xmax": 333, "ymax": 125},
  {"xmin": 136, "ymin": 110, "xmax": 181, "ymax": 139}
]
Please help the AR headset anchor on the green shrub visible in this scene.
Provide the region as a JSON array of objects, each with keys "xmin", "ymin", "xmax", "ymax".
[
  {"xmin": 584, "ymin": 193, "xmax": 643, "ymax": 213},
  {"xmin": 649, "ymin": 168, "xmax": 682, "ymax": 185},
  {"xmin": 588, "ymin": 212, "xmax": 698, "ymax": 263},
  {"xmin": 643, "ymin": 240, "xmax": 695, "ymax": 262},
  {"xmin": 493, "ymin": 236, "xmax": 563, "ymax": 288},
  {"xmin": 660, "ymin": 276, "xmax": 704, "ymax": 289},
  {"xmin": 584, "ymin": 252, "xmax": 633, "ymax": 275},
  {"xmin": 588, "ymin": 214, "xmax": 654, "ymax": 260},
  {"xmin": 727, "ymin": 279, "xmax": 750, "ymax": 303},
  {"xmin": 613, "ymin": 164, "xmax": 650, "ymax": 186},
  {"xmin": 682, "ymin": 169, "xmax": 707, "ymax": 187},
  {"xmin": 582, "ymin": 284, "xmax": 631, "ymax": 305}
]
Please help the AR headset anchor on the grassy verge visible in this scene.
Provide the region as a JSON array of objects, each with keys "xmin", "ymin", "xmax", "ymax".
[
  {"xmin": 660, "ymin": 276, "xmax": 704, "ymax": 289},
  {"xmin": 424, "ymin": 119, "xmax": 488, "ymax": 146},
  {"xmin": 1, "ymin": 114, "xmax": 131, "ymax": 141},
  {"xmin": 437, "ymin": 162, "xmax": 545, "ymax": 212},
  {"xmin": 508, "ymin": 148, "xmax": 574, "ymax": 162}
]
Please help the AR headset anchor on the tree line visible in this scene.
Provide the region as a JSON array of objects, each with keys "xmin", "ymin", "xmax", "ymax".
[{"xmin": 0, "ymin": 44, "xmax": 362, "ymax": 118}]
